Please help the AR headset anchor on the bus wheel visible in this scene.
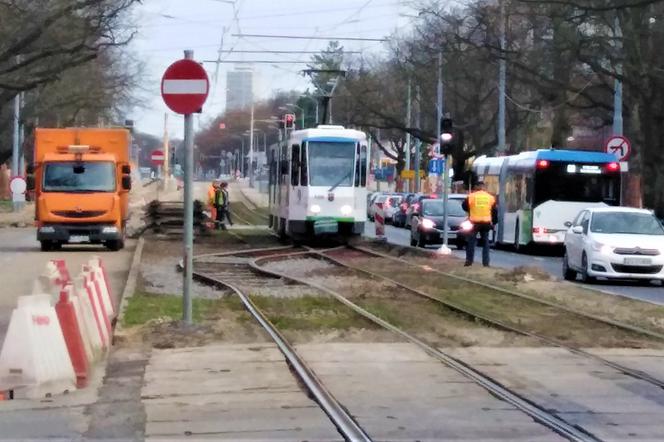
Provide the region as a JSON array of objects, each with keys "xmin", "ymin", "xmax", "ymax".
[{"xmin": 514, "ymin": 222, "xmax": 521, "ymax": 251}]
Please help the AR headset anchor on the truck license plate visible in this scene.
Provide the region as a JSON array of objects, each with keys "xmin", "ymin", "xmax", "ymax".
[
  {"xmin": 69, "ymin": 235, "xmax": 89, "ymax": 243},
  {"xmin": 624, "ymin": 257, "xmax": 652, "ymax": 266}
]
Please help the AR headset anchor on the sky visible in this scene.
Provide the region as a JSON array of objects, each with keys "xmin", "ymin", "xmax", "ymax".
[{"xmin": 129, "ymin": 0, "xmax": 417, "ymax": 139}]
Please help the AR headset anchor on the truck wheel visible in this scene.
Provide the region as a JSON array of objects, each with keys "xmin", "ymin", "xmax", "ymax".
[
  {"xmin": 106, "ymin": 240, "xmax": 123, "ymax": 251},
  {"xmin": 40, "ymin": 241, "xmax": 52, "ymax": 252}
]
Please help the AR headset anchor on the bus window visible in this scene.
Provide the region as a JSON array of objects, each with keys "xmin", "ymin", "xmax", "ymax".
[
  {"xmin": 534, "ymin": 163, "xmax": 620, "ymax": 205},
  {"xmin": 291, "ymin": 144, "xmax": 300, "ymax": 186},
  {"xmin": 300, "ymin": 143, "xmax": 308, "ymax": 185}
]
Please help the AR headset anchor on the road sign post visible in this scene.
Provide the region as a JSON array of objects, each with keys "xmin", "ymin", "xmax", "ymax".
[{"xmin": 161, "ymin": 50, "xmax": 209, "ymax": 325}]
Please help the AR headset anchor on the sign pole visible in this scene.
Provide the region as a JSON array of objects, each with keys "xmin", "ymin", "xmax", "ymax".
[{"xmin": 182, "ymin": 49, "xmax": 194, "ymax": 325}]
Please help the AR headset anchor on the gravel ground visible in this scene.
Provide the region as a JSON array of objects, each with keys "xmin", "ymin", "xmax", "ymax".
[{"xmin": 262, "ymin": 257, "xmax": 336, "ymax": 276}]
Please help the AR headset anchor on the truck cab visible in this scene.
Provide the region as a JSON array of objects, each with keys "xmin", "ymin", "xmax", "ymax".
[{"xmin": 28, "ymin": 128, "xmax": 132, "ymax": 251}]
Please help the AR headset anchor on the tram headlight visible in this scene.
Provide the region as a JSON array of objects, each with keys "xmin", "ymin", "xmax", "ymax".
[
  {"xmin": 340, "ymin": 205, "xmax": 352, "ymax": 216},
  {"xmin": 311, "ymin": 204, "xmax": 321, "ymax": 214}
]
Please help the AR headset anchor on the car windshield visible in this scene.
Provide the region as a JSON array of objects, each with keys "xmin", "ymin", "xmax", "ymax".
[
  {"xmin": 43, "ymin": 162, "xmax": 116, "ymax": 192},
  {"xmin": 590, "ymin": 212, "xmax": 664, "ymax": 235},
  {"xmin": 422, "ymin": 199, "xmax": 466, "ymax": 217},
  {"xmin": 307, "ymin": 141, "xmax": 356, "ymax": 187}
]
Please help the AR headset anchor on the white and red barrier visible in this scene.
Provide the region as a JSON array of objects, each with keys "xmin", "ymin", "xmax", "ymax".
[
  {"xmin": 0, "ymin": 294, "xmax": 76, "ymax": 399},
  {"xmin": 374, "ymin": 203, "xmax": 386, "ymax": 239},
  {"xmin": 0, "ymin": 257, "xmax": 116, "ymax": 398}
]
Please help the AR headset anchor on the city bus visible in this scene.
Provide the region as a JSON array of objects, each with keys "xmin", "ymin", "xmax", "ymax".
[{"xmin": 472, "ymin": 149, "xmax": 621, "ymax": 249}]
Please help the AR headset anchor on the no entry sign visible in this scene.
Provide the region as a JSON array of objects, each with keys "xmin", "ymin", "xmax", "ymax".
[
  {"xmin": 151, "ymin": 150, "xmax": 165, "ymax": 166},
  {"xmin": 161, "ymin": 59, "xmax": 210, "ymax": 114}
]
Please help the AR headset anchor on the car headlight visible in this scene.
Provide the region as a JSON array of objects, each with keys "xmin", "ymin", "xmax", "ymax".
[
  {"xmin": 340, "ymin": 205, "xmax": 352, "ymax": 216},
  {"xmin": 311, "ymin": 204, "xmax": 321, "ymax": 214},
  {"xmin": 40, "ymin": 226, "xmax": 55, "ymax": 233},
  {"xmin": 102, "ymin": 226, "xmax": 118, "ymax": 234},
  {"xmin": 421, "ymin": 218, "xmax": 436, "ymax": 229},
  {"xmin": 460, "ymin": 220, "xmax": 474, "ymax": 232},
  {"xmin": 592, "ymin": 241, "xmax": 613, "ymax": 255}
]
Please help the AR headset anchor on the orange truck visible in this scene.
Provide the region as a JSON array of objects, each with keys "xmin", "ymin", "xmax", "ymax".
[{"xmin": 27, "ymin": 128, "xmax": 132, "ymax": 251}]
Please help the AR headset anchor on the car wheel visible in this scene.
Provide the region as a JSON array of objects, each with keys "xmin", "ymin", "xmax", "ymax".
[
  {"xmin": 579, "ymin": 252, "xmax": 595, "ymax": 283},
  {"xmin": 418, "ymin": 234, "xmax": 427, "ymax": 248},
  {"xmin": 562, "ymin": 251, "xmax": 577, "ymax": 281}
]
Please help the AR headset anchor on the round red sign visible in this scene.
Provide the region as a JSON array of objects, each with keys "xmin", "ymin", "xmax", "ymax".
[
  {"xmin": 161, "ymin": 59, "xmax": 210, "ymax": 114},
  {"xmin": 151, "ymin": 150, "xmax": 165, "ymax": 166}
]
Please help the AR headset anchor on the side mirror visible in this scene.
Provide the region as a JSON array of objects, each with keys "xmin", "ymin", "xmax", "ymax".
[
  {"xmin": 572, "ymin": 226, "xmax": 583, "ymax": 234},
  {"xmin": 564, "ymin": 221, "xmax": 572, "ymax": 228},
  {"xmin": 122, "ymin": 175, "xmax": 132, "ymax": 191},
  {"xmin": 26, "ymin": 175, "xmax": 35, "ymax": 191},
  {"xmin": 122, "ymin": 165, "xmax": 131, "ymax": 175},
  {"xmin": 26, "ymin": 164, "xmax": 35, "ymax": 175}
]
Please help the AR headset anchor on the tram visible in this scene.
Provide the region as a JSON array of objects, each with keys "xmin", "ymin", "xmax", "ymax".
[{"xmin": 268, "ymin": 125, "xmax": 369, "ymax": 241}]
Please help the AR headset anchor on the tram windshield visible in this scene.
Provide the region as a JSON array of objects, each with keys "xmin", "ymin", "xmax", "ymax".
[
  {"xmin": 534, "ymin": 162, "xmax": 620, "ymax": 206},
  {"xmin": 307, "ymin": 141, "xmax": 356, "ymax": 187}
]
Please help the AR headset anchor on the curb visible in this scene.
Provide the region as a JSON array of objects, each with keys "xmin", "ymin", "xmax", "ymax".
[{"xmin": 113, "ymin": 236, "xmax": 145, "ymax": 342}]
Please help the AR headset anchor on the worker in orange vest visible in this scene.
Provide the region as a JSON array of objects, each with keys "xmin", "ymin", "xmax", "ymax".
[
  {"xmin": 462, "ymin": 179, "xmax": 497, "ymax": 267},
  {"xmin": 207, "ymin": 180, "xmax": 219, "ymax": 227}
]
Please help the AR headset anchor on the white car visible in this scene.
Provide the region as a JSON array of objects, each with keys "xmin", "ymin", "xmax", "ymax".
[{"xmin": 563, "ymin": 207, "xmax": 664, "ymax": 283}]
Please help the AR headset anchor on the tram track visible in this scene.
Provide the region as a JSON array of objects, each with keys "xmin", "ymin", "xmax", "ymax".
[
  {"xmin": 192, "ymin": 247, "xmax": 605, "ymax": 442},
  {"xmin": 191, "ymin": 247, "xmax": 372, "ymax": 442},
  {"xmin": 312, "ymin": 246, "xmax": 664, "ymax": 391},
  {"xmin": 350, "ymin": 243, "xmax": 664, "ymax": 342}
]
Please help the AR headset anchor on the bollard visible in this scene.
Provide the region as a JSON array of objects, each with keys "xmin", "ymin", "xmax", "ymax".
[{"xmin": 374, "ymin": 203, "xmax": 386, "ymax": 240}]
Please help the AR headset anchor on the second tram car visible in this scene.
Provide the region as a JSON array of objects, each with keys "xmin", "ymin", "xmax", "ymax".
[{"xmin": 268, "ymin": 125, "xmax": 369, "ymax": 241}]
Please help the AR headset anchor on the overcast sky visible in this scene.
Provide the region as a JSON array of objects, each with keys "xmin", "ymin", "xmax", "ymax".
[{"xmin": 130, "ymin": 0, "xmax": 416, "ymax": 138}]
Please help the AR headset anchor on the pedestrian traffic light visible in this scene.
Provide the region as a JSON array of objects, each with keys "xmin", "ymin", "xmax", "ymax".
[
  {"xmin": 440, "ymin": 117, "xmax": 455, "ymax": 155},
  {"xmin": 284, "ymin": 113, "xmax": 296, "ymax": 129}
]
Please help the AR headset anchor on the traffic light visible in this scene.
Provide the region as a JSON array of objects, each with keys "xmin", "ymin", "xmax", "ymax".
[
  {"xmin": 440, "ymin": 117, "xmax": 455, "ymax": 155},
  {"xmin": 284, "ymin": 113, "xmax": 296, "ymax": 129}
]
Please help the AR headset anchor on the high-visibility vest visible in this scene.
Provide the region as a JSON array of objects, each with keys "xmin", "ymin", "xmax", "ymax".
[
  {"xmin": 214, "ymin": 189, "xmax": 226, "ymax": 207},
  {"xmin": 468, "ymin": 190, "xmax": 495, "ymax": 223},
  {"xmin": 207, "ymin": 185, "xmax": 216, "ymax": 205}
]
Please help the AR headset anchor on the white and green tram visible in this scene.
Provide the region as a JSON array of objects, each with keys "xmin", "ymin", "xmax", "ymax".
[{"xmin": 268, "ymin": 125, "xmax": 369, "ymax": 241}]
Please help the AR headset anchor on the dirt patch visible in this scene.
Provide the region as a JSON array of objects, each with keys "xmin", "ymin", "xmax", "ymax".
[
  {"xmin": 362, "ymin": 240, "xmax": 664, "ymax": 338},
  {"xmin": 494, "ymin": 266, "xmax": 553, "ymax": 283}
]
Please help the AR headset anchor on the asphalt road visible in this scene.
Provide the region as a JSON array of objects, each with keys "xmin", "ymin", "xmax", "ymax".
[
  {"xmin": 0, "ymin": 228, "xmax": 136, "ymax": 346},
  {"xmin": 365, "ymin": 221, "xmax": 664, "ymax": 306}
]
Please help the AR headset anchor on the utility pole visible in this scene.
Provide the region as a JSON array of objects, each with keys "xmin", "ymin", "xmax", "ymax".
[
  {"xmin": 498, "ymin": 0, "xmax": 507, "ymax": 154},
  {"xmin": 613, "ymin": 16, "xmax": 623, "ymax": 136},
  {"xmin": 404, "ymin": 77, "xmax": 412, "ymax": 192},
  {"xmin": 11, "ymin": 91, "xmax": 21, "ymax": 211},
  {"xmin": 249, "ymin": 101, "xmax": 255, "ymax": 187},
  {"xmin": 163, "ymin": 113, "xmax": 170, "ymax": 178},
  {"xmin": 414, "ymin": 85, "xmax": 421, "ymax": 193}
]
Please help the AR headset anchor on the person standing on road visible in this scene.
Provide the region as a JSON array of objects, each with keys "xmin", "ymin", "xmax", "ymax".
[
  {"xmin": 220, "ymin": 181, "xmax": 233, "ymax": 226},
  {"xmin": 207, "ymin": 180, "xmax": 219, "ymax": 227},
  {"xmin": 462, "ymin": 180, "xmax": 497, "ymax": 267}
]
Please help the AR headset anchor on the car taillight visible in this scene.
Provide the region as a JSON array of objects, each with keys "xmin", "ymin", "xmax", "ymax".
[
  {"xmin": 606, "ymin": 162, "xmax": 620, "ymax": 172},
  {"xmin": 413, "ymin": 203, "xmax": 420, "ymax": 212},
  {"xmin": 536, "ymin": 160, "xmax": 549, "ymax": 169},
  {"xmin": 533, "ymin": 227, "xmax": 549, "ymax": 234},
  {"xmin": 400, "ymin": 203, "xmax": 408, "ymax": 212}
]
